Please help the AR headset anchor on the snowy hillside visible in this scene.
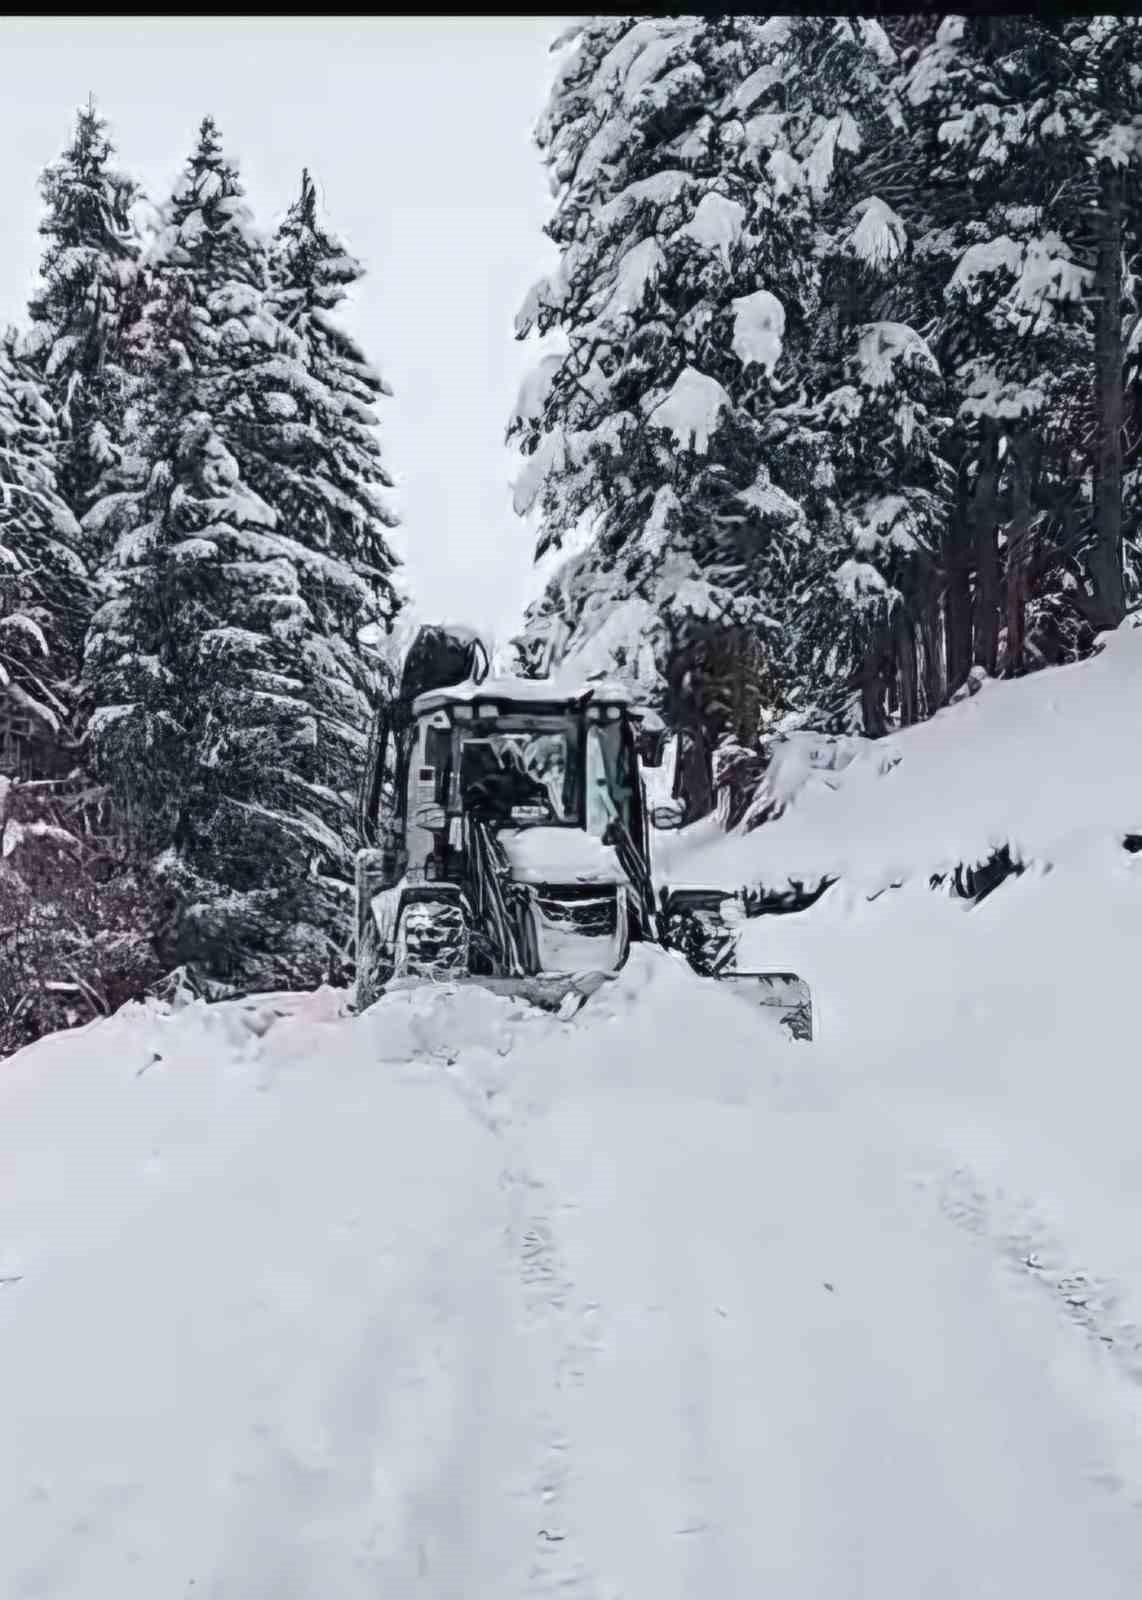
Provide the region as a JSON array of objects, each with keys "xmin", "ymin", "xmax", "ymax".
[
  {"xmin": 657, "ymin": 617, "xmax": 1142, "ymax": 898},
  {"xmin": 5, "ymin": 934, "xmax": 1142, "ymax": 1594}
]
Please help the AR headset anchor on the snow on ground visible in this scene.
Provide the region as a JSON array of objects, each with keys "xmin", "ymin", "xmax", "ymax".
[
  {"xmin": 657, "ymin": 617, "xmax": 1142, "ymax": 898},
  {"xmin": 4, "ymin": 939, "xmax": 1142, "ymax": 1595}
]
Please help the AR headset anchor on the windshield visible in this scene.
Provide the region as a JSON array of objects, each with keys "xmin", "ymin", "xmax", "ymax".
[{"xmin": 460, "ymin": 725, "xmax": 580, "ymax": 826}]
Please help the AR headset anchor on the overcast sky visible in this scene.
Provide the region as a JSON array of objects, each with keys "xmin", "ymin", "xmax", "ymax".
[{"xmin": 0, "ymin": 16, "xmax": 562, "ymax": 649}]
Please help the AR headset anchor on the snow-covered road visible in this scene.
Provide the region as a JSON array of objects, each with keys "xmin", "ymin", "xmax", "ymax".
[{"xmin": 3, "ymin": 947, "xmax": 1142, "ymax": 1597}]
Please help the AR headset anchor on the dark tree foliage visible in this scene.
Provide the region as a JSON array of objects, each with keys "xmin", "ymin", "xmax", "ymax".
[{"xmin": 25, "ymin": 99, "xmax": 140, "ymax": 528}]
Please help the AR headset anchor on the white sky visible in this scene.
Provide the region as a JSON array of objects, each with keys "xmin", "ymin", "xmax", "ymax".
[{"xmin": 0, "ymin": 15, "xmax": 562, "ymax": 649}]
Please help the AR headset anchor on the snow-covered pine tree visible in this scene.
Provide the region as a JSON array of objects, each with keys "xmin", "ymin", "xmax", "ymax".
[
  {"xmin": 902, "ymin": 17, "xmax": 1142, "ymax": 679},
  {"xmin": 510, "ymin": 17, "xmax": 819, "ymax": 812},
  {"xmin": 1065, "ymin": 17, "xmax": 1142, "ymax": 631},
  {"xmin": 790, "ymin": 321, "xmax": 952, "ymax": 735},
  {"xmin": 725, "ymin": 17, "xmax": 957, "ymax": 736},
  {"xmin": 0, "ymin": 332, "xmax": 91, "ymax": 769},
  {"xmin": 265, "ymin": 169, "xmax": 399, "ymax": 617},
  {"xmin": 24, "ymin": 98, "xmax": 140, "ymax": 530},
  {"xmin": 251, "ymin": 167, "xmax": 402, "ymax": 858},
  {"xmin": 84, "ymin": 119, "xmax": 363, "ymax": 990}
]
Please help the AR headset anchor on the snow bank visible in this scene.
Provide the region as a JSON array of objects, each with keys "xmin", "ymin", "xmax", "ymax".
[{"xmin": 660, "ymin": 619, "xmax": 1142, "ymax": 897}]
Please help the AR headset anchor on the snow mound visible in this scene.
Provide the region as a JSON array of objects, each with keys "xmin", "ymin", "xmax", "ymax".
[{"xmin": 660, "ymin": 619, "xmax": 1142, "ymax": 898}]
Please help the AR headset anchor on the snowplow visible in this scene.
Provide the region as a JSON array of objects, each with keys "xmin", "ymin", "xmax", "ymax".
[{"xmin": 354, "ymin": 625, "xmax": 813, "ymax": 1038}]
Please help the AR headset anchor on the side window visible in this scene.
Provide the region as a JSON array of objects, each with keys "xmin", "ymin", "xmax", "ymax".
[
  {"xmin": 405, "ymin": 725, "xmax": 437, "ymax": 817},
  {"xmin": 424, "ymin": 726, "xmax": 452, "ymax": 805},
  {"xmin": 586, "ymin": 727, "xmax": 618, "ymax": 837}
]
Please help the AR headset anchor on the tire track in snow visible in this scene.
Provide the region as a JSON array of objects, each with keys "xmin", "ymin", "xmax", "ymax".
[
  {"xmin": 917, "ymin": 1160, "xmax": 1142, "ymax": 1505},
  {"xmin": 503, "ymin": 1098, "xmax": 765, "ymax": 1600},
  {"xmin": 196, "ymin": 1009, "xmax": 545, "ymax": 1600},
  {"xmin": 439, "ymin": 1017, "xmax": 616, "ymax": 1598},
  {"xmin": 502, "ymin": 1162, "xmax": 611, "ymax": 1600},
  {"xmin": 927, "ymin": 1166, "xmax": 1142, "ymax": 1386}
]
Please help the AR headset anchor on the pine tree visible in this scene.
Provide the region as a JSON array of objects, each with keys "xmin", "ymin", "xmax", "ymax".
[
  {"xmin": 1063, "ymin": 17, "xmax": 1142, "ymax": 631},
  {"xmin": 902, "ymin": 17, "xmax": 1142, "ymax": 677},
  {"xmin": 510, "ymin": 18, "xmax": 822, "ymax": 807},
  {"xmin": 265, "ymin": 168, "xmax": 399, "ymax": 621},
  {"xmin": 83, "ymin": 119, "xmax": 361, "ymax": 990},
  {"xmin": 719, "ymin": 17, "xmax": 957, "ymax": 736},
  {"xmin": 251, "ymin": 168, "xmax": 402, "ymax": 861},
  {"xmin": 25, "ymin": 98, "xmax": 140, "ymax": 528},
  {"xmin": 0, "ymin": 333, "xmax": 90, "ymax": 759},
  {"xmin": 790, "ymin": 322, "xmax": 952, "ymax": 735}
]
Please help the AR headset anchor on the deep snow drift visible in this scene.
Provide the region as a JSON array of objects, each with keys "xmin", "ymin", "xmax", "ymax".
[{"xmin": 4, "ymin": 939, "xmax": 1142, "ymax": 1596}]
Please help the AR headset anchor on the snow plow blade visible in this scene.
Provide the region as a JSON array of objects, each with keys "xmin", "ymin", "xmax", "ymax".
[
  {"xmin": 382, "ymin": 968, "xmax": 615, "ymax": 1018},
  {"xmin": 658, "ymin": 887, "xmax": 814, "ymax": 1040},
  {"xmin": 713, "ymin": 970, "xmax": 814, "ymax": 1041}
]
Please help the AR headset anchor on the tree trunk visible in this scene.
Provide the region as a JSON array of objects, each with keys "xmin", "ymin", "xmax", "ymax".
[
  {"xmin": 859, "ymin": 635, "xmax": 889, "ymax": 738},
  {"xmin": 1089, "ymin": 161, "xmax": 1126, "ymax": 629},
  {"xmin": 919, "ymin": 583, "xmax": 946, "ymax": 715},
  {"xmin": 972, "ymin": 425, "xmax": 1002, "ymax": 675},
  {"xmin": 673, "ymin": 728, "xmax": 714, "ymax": 821},
  {"xmin": 894, "ymin": 606, "xmax": 919, "ymax": 726},
  {"xmin": 942, "ymin": 457, "xmax": 974, "ymax": 697},
  {"xmin": 1003, "ymin": 431, "xmax": 1032, "ymax": 676}
]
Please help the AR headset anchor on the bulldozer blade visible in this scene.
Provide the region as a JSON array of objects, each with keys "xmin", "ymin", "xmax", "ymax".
[
  {"xmin": 381, "ymin": 969, "xmax": 616, "ymax": 1016},
  {"xmin": 714, "ymin": 971, "xmax": 814, "ymax": 1041}
]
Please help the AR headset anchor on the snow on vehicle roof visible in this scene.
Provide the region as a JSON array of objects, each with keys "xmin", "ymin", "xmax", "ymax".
[
  {"xmin": 412, "ymin": 672, "xmax": 640, "ymax": 714},
  {"xmin": 497, "ymin": 826, "xmax": 627, "ymax": 886}
]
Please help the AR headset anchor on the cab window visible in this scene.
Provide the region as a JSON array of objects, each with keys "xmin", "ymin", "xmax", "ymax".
[
  {"xmin": 424, "ymin": 726, "xmax": 452, "ymax": 804},
  {"xmin": 586, "ymin": 722, "xmax": 633, "ymax": 837}
]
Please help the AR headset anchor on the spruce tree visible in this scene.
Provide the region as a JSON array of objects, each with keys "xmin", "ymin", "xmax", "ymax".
[
  {"xmin": 254, "ymin": 168, "xmax": 402, "ymax": 859},
  {"xmin": 84, "ymin": 119, "xmax": 357, "ymax": 990},
  {"xmin": 701, "ymin": 16, "xmax": 956, "ymax": 737},
  {"xmin": 25, "ymin": 98, "xmax": 140, "ymax": 528},
  {"xmin": 902, "ymin": 17, "xmax": 1142, "ymax": 675},
  {"xmin": 0, "ymin": 333, "xmax": 90, "ymax": 753},
  {"xmin": 510, "ymin": 18, "xmax": 821, "ymax": 808}
]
